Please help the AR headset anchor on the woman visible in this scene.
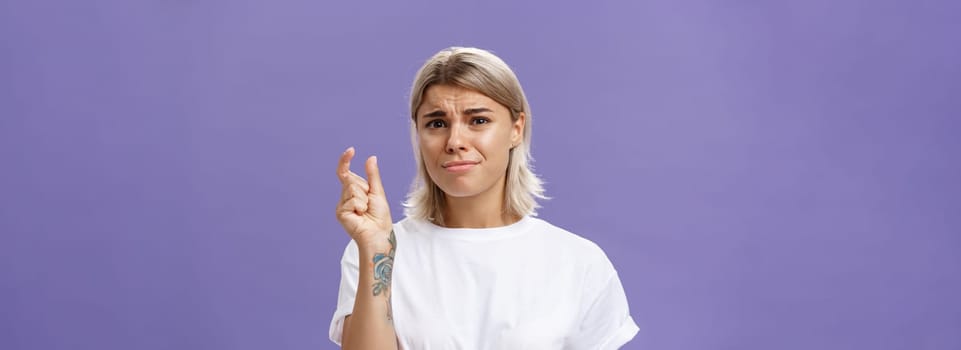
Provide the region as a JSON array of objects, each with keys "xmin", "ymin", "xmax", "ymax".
[{"xmin": 331, "ymin": 47, "xmax": 638, "ymax": 349}]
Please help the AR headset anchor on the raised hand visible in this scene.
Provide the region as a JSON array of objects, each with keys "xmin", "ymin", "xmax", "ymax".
[{"xmin": 335, "ymin": 147, "xmax": 393, "ymax": 247}]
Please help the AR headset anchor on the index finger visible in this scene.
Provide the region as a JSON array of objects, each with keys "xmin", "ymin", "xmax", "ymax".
[
  {"xmin": 365, "ymin": 155, "xmax": 385, "ymax": 195},
  {"xmin": 337, "ymin": 147, "xmax": 355, "ymax": 183}
]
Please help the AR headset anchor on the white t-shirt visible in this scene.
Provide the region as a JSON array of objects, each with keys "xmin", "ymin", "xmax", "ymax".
[{"xmin": 329, "ymin": 215, "xmax": 639, "ymax": 349}]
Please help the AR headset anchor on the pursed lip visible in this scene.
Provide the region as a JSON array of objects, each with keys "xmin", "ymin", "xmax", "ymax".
[
  {"xmin": 442, "ymin": 160, "xmax": 480, "ymax": 168},
  {"xmin": 442, "ymin": 160, "xmax": 479, "ymax": 172}
]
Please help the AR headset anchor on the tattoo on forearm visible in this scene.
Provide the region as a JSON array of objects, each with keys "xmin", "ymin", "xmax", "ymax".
[{"xmin": 372, "ymin": 230, "xmax": 396, "ymax": 320}]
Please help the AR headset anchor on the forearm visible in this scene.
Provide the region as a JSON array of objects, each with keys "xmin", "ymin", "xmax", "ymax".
[{"xmin": 343, "ymin": 231, "xmax": 397, "ymax": 350}]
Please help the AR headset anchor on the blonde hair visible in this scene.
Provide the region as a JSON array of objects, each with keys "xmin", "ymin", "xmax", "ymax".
[{"xmin": 402, "ymin": 47, "xmax": 547, "ymax": 225}]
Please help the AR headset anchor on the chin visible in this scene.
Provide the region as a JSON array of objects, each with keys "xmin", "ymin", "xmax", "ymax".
[{"xmin": 437, "ymin": 183, "xmax": 482, "ymax": 198}]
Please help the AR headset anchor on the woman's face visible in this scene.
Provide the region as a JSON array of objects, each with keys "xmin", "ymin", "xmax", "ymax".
[{"xmin": 416, "ymin": 84, "xmax": 524, "ymax": 200}]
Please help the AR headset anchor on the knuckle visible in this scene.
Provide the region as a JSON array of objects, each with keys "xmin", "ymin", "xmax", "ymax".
[{"xmin": 354, "ymin": 183, "xmax": 369, "ymax": 194}]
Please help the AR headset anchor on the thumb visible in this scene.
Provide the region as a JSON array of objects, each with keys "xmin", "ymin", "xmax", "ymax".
[{"xmin": 365, "ymin": 155, "xmax": 385, "ymax": 195}]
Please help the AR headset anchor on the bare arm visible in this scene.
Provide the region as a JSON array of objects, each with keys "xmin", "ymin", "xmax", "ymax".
[
  {"xmin": 335, "ymin": 147, "xmax": 398, "ymax": 349},
  {"xmin": 342, "ymin": 232, "xmax": 397, "ymax": 349}
]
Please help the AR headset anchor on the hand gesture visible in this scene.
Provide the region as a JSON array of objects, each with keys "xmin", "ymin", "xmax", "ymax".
[{"xmin": 335, "ymin": 147, "xmax": 393, "ymax": 247}]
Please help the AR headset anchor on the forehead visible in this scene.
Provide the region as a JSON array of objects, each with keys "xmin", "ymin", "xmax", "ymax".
[{"xmin": 417, "ymin": 84, "xmax": 503, "ymax": 112}]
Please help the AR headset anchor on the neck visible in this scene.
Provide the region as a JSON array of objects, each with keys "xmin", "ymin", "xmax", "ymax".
[{"xmin": 441, "ymin": 183, "xmax": 521, "ymax": 228}]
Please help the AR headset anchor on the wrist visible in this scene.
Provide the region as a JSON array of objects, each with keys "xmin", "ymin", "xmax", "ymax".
[{"xmin": 356, "ymin": 230, "xmax": 395, "ymax": 255}]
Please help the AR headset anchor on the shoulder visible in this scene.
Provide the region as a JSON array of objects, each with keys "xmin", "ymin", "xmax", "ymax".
[
  {"xmin": 528, "ymin": 217, "xmax": 604, "ymax": 251},
  {"xmin": 527, "ymin": 217, "xmax": 616, "ymax": 271},
  {"xmin": 393, "ymin": 216, "xmax": 423, "ymax": 240},
  {"xmin": 395, "ymin": 216, "xmax": 418, "ymax": 232}
]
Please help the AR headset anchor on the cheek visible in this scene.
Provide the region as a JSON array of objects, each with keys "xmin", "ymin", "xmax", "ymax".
[
  {"xmin": 418, "ymin": 136, "xmax": 440, "ymax": 153},
  {"xmin": 477, "ymin": 129, "xmax": 513, "ymax": 154},
  {"xmin": 419, "ymin": 136, "xmax": 448, "ymax": 166}
]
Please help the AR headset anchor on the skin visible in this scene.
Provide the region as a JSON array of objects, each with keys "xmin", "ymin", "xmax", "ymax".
[
  {"xmin": 334, "ymin": 84, "xmax": 525, "ymax": 347},
  {"xmin": 416, "ymin": 84, "xmax": 525, "ymax": 228},
  {"xmin": 335, "ymin": 148, "xmax": 397, "ymax": 350}
]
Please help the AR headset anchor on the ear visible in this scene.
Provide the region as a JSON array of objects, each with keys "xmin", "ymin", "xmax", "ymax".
[{"xmin": 511, "ymin": 112, "xmax": 525, "ymax": 147}]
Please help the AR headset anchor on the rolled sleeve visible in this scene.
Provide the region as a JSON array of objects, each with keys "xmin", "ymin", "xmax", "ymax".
[
  {"xmin": 570, "ymin": 270, "xmax": 639, "ymax": 349},
  {"xmin": 328, "ymin": 240, "xmax": 360, "ymax": 346}
]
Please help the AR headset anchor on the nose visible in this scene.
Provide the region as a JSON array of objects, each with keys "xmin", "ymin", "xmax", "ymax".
[{"xmin": 445, "ymin": 124, "xmax": 468, "ymax": 154}]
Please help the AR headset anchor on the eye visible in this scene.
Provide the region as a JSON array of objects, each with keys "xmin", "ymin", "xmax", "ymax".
[
  {"xmin": 425, "ymin": 119, "xmax": 447, "ymax": 128},
  {"xmin": 471, "ymin": 117, "xmax": 490, "ymax": 125}
]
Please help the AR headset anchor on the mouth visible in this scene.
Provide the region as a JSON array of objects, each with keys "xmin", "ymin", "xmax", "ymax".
[{"xmin": 442, "ymin": 160, "xmax": 479, "ymax": 173}]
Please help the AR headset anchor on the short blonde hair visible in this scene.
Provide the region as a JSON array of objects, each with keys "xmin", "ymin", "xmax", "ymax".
[{"xmin": 402, "ymin": 47, "xmax": 547, "ymax": 225}]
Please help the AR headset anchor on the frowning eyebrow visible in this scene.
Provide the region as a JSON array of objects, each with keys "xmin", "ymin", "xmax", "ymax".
[{"xmin": 421, "ymin": 107, "xmax": 494, "ymax": 118}]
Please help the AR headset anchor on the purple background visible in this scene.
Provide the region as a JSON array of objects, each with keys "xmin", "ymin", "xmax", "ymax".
[{"xmin": 2, "ymin": 0, "xmax": 959, "ymax": 349}]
